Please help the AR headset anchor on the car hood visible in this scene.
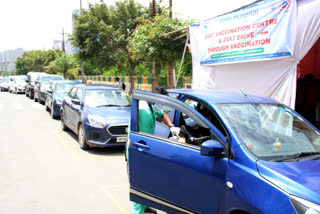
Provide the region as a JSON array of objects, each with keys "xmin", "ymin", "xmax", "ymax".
[
  {"xmin": 86, "ymin": 106, "xmax": 131, "ymax": 123},
  {"xmin": 256, "ymin": 159, "xmax": 320, "ymax": 204}
]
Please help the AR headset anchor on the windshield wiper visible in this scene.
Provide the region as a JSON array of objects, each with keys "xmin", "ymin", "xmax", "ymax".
[
  {"xmin": 97, "ymin": 104, "xmax": 120, "ymax": 107},
  {"xmin": 273, "ymin": 152, "xmax": 320, "ymax": 162}
]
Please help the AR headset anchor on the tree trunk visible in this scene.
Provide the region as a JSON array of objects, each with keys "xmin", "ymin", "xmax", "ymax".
[
  {"xmin": 167, "ymin": 63, "xmax": 174, "ymax": 89},
  {"xmin": 152, "ymin": 61, "xmax": 156, "ymax": 92},
  {"xmin": 129, "ymin": 63, "xmax": 136, "ymax": 95}
]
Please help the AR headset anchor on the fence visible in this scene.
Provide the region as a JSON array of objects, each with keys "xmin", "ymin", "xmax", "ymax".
[{"xmin": 79, "ymin": 75, "xmax": 192, "ymax": 91}]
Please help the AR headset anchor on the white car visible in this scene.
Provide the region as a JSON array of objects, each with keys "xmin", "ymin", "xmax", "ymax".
[
  {"xmin": 9, "ymin": 76, "xmax": 27, "ymax": 94},
  {"xmin": 0, "ymin": 77, "xmax": 10, "ymax": 91}
]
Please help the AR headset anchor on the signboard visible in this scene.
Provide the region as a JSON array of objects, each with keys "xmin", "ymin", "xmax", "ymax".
[{"xmin": 199, "ymin": 0, "xmax": 296, "ymax": 65}]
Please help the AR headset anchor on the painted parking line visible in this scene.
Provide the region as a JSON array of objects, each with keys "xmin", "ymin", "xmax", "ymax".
[
  {"xmin": 101, "ymin": 184, "xmax": 129, "ymax": 214},
  {"xmin": 53, "ymin": 128, "xmax": 124, "ymax": 161}
]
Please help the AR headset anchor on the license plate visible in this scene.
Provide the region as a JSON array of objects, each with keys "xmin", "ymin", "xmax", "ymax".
[{"xmin": 116, "ymin": 137, "xmax": 127, "ymax": 143}]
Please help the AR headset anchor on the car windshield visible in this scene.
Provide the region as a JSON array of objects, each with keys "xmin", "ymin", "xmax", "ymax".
[
  {"xmin": 85, "ymin": 89, "xmax": 131, "ymax": 107},
  {"xmin": 16, "ymin": 77, "xmax": 27, "ymax": 83},
  {"xmin": 55, "ymin": 83, "xmax": 78, "ymax": 93},
  {"xmin": 2, "ymin": 78, "xmax": 9, "ymax": 83},
  {"xmin": 30, "ymin": 75, "xmax": 38, "ymax": 82},
  {"xmin": 218, "ymin": 103, "xmax": 320, "ymax": 160},
  {"xmin": 41, "ymin": 76, "xmax": 64, "ymax": 83}
]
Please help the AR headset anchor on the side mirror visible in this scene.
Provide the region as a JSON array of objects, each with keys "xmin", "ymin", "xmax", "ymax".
[
  {"xmin": 201, "ymin": 140, "xmax": 225, "ymax": 157},
  {"xmin": 26, "ymin": 80, "xmax": 29, "ymax": 83},
  {"xmin": 47, "ymin": 89, "xmax": 52, "ymax": 94},
  {"xmin": 71, "ymin": 99, "xmax": 81, "ymax": 105}
]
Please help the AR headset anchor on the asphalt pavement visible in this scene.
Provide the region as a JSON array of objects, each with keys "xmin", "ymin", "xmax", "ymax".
[{"xmin": 0, "ymin": 92, "xmax": 133, "ymax": 214}]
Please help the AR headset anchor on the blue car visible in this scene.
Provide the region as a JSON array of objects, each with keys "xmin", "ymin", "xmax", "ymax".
[
  {"xmin": 127, "ymin": 89, "xmax": 320, "ymax": 214},
  {"xmin": 45, "ymin": 80, "xmax": 81, "ymax": 119},
  {"xmin": 60, "ymin": 84, "xmax": 131, "ymax": 150}
]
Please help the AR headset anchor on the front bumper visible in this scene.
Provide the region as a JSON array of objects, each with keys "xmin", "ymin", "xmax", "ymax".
[
  {"xmin": 39, "ymin": 91, "xmax": 47, "ymax": 101},
  {"xmin": 16, "ymin": 87, "xmax": 25, "ymax": 93},
  {"xmin": 84, "ymin": 124, "xmax": 128, "ymax": 148},
  {"xmin": 52, "ymin": 104, "xmax": 61, "ymax": 116}
]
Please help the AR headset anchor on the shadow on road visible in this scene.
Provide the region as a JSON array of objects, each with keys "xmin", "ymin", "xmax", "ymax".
[{"xmin": 65, "ymin": 129, "xmax": 125, "ymax": 157}]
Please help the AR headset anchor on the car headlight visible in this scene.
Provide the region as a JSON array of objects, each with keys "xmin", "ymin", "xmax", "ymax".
[
  {"xmin": 87, "ymin": 115, "xmax": 106, "ymax": 128},
  {"xmin": 55, "ymin": 98, "xmax": 63, "ymax": 104},
  {"xmin": 290, "ymin": 196, "xmax": 320, "ymax": 214}
]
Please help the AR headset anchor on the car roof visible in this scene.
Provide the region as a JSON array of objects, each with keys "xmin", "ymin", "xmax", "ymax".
[
  {"xmin": 167, "ymin": 89, "xmax": 279, "ymax": 104},
  {"xmin": 54, "ymin": 80, "xmax": 81, "ymax": 84},
  {"xmin": 80, "ymin": 84, "xmax": 120, "ymax": 90}
]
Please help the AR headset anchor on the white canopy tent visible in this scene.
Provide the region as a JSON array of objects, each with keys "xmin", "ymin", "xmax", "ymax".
[{"xmin": 189, "ymin": 0, "xmax": 320, "ymax": 108}]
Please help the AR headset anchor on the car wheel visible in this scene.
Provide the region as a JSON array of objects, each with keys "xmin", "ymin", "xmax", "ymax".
[
  {"xmin": 51, "ymin": 104, "xmax": 56, "ymax": 119},
  {"xmin": 78, "ymin": 124, "xmax": 89, "ymax": 150},
  {"xmin": 45, "ymin": 103, "xmax": 49, "ymax": 111},
  {"xmin": 34, "ymin": 93, "xmax": 38, "ymax": 102},
  {"xmin": 60, "ymin": 112, "xmax": 68, "ymax": 131}
]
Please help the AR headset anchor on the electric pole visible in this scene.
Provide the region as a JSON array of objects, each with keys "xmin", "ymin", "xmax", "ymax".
[
  {"xmin": 61, "ymin": 28, "xmax": 65, "ymax": 53},
  {"xmin": 80, "ymin": 0, "xmax": 86, "ymax": 84},
  {"xmin": 152, "ymin": 0, "xmax": 156, "ymax": 91},
  {"xmin": 167, "ymin": 0, "xmax": 174, "ymax": 88}
]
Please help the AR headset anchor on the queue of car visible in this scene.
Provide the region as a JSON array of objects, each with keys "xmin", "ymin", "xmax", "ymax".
[{"xmin": 1, "ymin": 72, "xmax": 319, "ymax": 214}]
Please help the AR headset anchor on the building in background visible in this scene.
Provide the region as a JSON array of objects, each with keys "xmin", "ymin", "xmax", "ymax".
[
  {"xmin": 0, "ymin": 48, "xmax": 24, "ymax": 72},
  {"xmin": 52, "ymin": 9, "xmax": 80, "ymax": 56}
]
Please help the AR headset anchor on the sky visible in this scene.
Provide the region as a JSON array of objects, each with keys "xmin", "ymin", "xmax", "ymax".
[{"xmin": 0, "ymin": 0, "xmax": 255, "ymax": 52}]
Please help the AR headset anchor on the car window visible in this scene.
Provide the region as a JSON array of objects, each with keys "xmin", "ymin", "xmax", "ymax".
[
  {"xmin": 85, "ymin": 89, "xmax": 131, "ymax": 107},
  {"xmin": 68, "ymin": 87, "xmax": 78, "ymax": 99},
  {"xmin": 137, "ymin": 99, "xmax": 212, "ymax": 147},
  {"xmin": 76, "ymin": 88, "xmax": 82, "ymax": 100},
  {"xmin": 183, "ymin": 98, "xmax": 228, "ymax": 138}
]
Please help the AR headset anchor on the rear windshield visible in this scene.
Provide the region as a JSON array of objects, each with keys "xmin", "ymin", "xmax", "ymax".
[{"xmin": 40, "ymin": 76, "xmax": 64, "ymax": 83}]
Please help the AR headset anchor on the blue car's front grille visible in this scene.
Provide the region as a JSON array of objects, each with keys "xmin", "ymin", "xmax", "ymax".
[{"xmin": 107, "ymin": 125, "xmax": 128, "ymax": 136}]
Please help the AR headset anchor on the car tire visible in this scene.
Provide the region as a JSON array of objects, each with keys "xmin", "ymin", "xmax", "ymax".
[
  {"xmin": 34, "ymin": 93, "xmax": 38, "ymax": 102},
  {"xmin": 60, "ymin": 112, "xmax": 68, "ymax": 131},
  {"xmin": 78, "ymin": 124, "xmax": 89, "ymax": 150},
  {"xmin": 51, "ymin": 104, "xmax": 56, "ymax": 119},
  {"xmin": 45, "ymin": 103, "xmax": 49, "ymax": 111}
]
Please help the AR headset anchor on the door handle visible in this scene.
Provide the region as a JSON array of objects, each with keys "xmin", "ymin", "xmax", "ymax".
[{"xmin": 132, "ymin": 141, "xmax": 150, "ymax": 150}]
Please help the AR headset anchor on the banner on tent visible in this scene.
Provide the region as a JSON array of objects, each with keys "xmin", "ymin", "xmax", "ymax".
[{"xmin": 199, "ymin": 0, "xmax": 296, "ymax": 65}]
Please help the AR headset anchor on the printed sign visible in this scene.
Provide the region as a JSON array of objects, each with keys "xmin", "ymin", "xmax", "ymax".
[{"xmin": 199, "ymin": 0, "xmax": 296, "ymax": 65}]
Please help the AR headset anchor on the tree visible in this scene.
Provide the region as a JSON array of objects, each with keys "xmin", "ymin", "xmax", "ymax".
[
  {"xmin": 130, "ymin": 10, "xmax": 193, "ymax": 88},
  {"xmin": 71, "ymin": 0, "xmax": 148, "ymax": 94},
  {"xmin": 15, "ymin": 49, "xmax": 64, "ymax": 75},
  {"xmin": 46, "ymin": 54, "xmax": 77, "ymax": 79}
]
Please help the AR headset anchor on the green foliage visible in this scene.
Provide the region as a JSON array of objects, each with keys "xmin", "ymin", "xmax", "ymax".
[
  {"xmin": 15, "ymin": 49, "xmax": 64, "ymax": 75},
  {"xmin": 71, "ymin": 0, "xmax": 147, "ymax": 71},
  {"xmin": 0, "ymin": 70, "xmax": 11, "ymax": 76},
  {"xmin": 46, "ymin": 53, "xmax": 78, "ymax": 79},
  {"xmin": 130, "ymin": 9, "xmax": 193, "ymax": 64}
]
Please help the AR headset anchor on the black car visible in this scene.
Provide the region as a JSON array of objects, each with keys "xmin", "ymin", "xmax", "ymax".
[
  {"xmin": 25, "ymin": 72, "xmax": 45, "ymax": 99},
  {"xmin": 34, "ymin": 74, "xmax": 64, "ymax": 104}
]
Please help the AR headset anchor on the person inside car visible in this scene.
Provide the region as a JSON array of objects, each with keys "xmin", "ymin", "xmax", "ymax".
[{"xmin": 177, "ymin": 114, "xmax": 211, "ymax": 145}]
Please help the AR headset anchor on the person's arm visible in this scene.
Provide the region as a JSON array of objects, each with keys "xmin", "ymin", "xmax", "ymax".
[{"xmin": 162, "ymin": 113, "xmax": 173, "ymax": 127}]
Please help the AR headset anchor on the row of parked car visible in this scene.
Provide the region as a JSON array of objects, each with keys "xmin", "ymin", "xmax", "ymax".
[
  {"xmin": 0, "ymin": 72, "xmax": 131, "ymax": 150},
  {"xmin": 1, "ymin": 72, "xmax": 320, "ymax": 214}
]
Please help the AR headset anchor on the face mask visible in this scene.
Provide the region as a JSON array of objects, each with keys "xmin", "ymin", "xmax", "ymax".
[
  {"xmin": 185, "ymin": 118, "xmax": 197, "ymax": 127},
  {"xmin": 151, "ymin": 104, "xmax": 161, "ymax": 112}
]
